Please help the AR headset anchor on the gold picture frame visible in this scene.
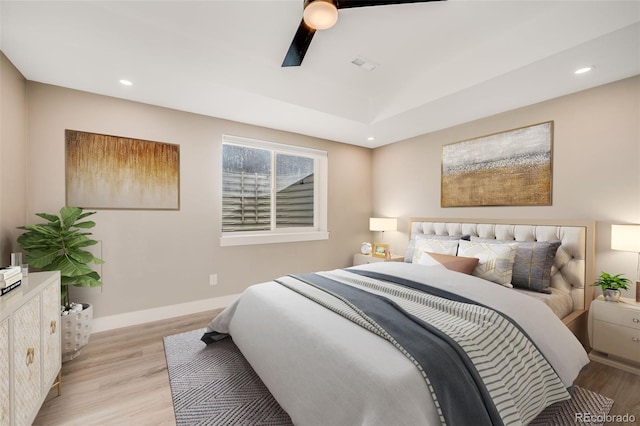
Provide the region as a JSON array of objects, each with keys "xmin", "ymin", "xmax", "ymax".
[
  {"xmin": 372, "ymin": 243, "xmax": 390, "ymax": 259},
  {"xmin": 441, "ymin": 121, "xmax": 553, "ymax": 207},
  {"xmin": 66, "ymin": 129, "xmax": 180, "ymax": 210}
]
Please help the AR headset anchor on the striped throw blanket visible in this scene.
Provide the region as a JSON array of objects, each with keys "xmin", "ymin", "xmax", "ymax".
[{"xmin": 275, "ymin": 269, "xmax": 569, "ymax": 426}]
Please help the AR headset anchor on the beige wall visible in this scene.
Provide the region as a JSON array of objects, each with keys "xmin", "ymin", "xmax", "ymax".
[
  {"xmin": 372, "ymin": 75, "xmax": 640, "ymax": 298},
  {"xmin": 25, "ymin": 82, "xmax": 373, "ymax": 318},
  {"xmin": 0, "ymin": 52, "xmax": 28, "ymax": 263}
]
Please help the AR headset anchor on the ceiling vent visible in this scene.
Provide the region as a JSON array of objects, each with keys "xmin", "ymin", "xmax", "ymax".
[{"xmin": 351, "ymin": 57, "xmax": 377, "ymax": 71}]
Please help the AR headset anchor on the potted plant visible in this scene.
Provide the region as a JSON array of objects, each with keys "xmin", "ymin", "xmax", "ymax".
[
  {"xmin": 590, "ymin": 271, "xmax": 631, "ymax": 302},
  {"xmin": 17, "ymin": 206, "xmax": 104, "ymax": 361}
]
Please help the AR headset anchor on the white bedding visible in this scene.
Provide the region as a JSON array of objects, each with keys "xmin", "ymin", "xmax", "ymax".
[
  {"xmin": 206, "ymin": 262, "xmax": 590, "ymax": 426},
  {"xmin": 513, "ymin": 287, "xmax": 574, "ymax": 319}
]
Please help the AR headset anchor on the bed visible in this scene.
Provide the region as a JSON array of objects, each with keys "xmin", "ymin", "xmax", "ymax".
[{"xmin": 203, "ymin": 218, "xmax": 595, "ymax": 426}]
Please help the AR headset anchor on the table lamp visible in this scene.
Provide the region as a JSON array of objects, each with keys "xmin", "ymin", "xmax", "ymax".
[
  {"xmin": 369, "ymin": 217, "xmax": 397, "ymax": 234},
  {"xmin": 370, "ymin": 217, "xmax": 397, "ymax": 258},
  {"xmin": 611, "ymin": 224, "xmax": 640, "ymax": 303}
]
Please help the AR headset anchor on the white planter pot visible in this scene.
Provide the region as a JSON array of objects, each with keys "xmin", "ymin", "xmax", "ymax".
[
  {"xmin": 603, "ymin": 289, "xmax": 621, "ymax": 302},
  {"xmin": 61, "ymin": 303, "xmax": 93, "ymax": 362}
]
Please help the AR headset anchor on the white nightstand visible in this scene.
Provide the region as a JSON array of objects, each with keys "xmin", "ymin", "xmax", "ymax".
[
  {"xmin": 588, "ymin": 295, "xmax": 640, "ymax": 375},
  {"xmin": 353, "ymin": 253, "xmax": 404, "ymax": 266}
]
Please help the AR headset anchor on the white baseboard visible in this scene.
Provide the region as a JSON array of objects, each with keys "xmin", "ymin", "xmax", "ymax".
[{"xmin": 91, "ymin": 293, "xmax": 241, "ymax": 333}]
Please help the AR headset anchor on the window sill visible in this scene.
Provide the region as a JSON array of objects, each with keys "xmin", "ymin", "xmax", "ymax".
[{"xmin": 220, "ymin": 231, "xmax": 330, "ymax": 247}]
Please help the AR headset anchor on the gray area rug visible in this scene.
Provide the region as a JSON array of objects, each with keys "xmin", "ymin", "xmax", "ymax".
[
  {"xmin": 164, "ymin": 328, "xmax": 613, "ymax": 426},
  {"xmin": 163, "ymin": 328, "xmax": 292, "ymax": 426}
]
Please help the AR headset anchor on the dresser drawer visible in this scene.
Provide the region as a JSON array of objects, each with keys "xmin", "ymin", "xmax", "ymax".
[
  {"xmin": 592, "ymin": 301, "xmax": 640, "ymax": 330},
  {"xmin": 592, "ymin": 320, "xmax": 640, "ymax": 363}
]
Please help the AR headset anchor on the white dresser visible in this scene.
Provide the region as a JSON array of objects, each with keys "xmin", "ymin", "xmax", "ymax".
[
  {"xmin": 588, "ymin": 295, "xmax": 640, "ymax": 375},
  {"xmin": 0, "ymin": 271, "xmax": 61, "ymax": 425}
]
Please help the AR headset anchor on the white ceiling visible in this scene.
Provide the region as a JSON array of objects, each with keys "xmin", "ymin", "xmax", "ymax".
[{"xmin": 1, "ymin": 0, "xmax": 639, "ymax": 148}]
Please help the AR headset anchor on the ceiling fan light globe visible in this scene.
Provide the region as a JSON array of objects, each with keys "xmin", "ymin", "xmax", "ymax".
[{"xmin": 303, "ymin": 0, "xmax": 338, "ymax": 30}]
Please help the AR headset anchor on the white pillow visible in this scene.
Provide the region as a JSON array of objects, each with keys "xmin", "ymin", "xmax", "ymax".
[
  {"xmin": 411, "ymin": 239, "xmax": 459, "ymax": 263},
  {"xmin": 457, "ymin": 240, "xmax": 517, "ymax": 287},
  {"xmin": 404, "ymin": 234, "xmax": 469, "ymax": 262}
]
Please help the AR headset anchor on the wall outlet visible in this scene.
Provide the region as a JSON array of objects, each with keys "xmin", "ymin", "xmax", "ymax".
[{"xmin": 209, "ymin": 274, "xmax": 218, "ymax": 286}]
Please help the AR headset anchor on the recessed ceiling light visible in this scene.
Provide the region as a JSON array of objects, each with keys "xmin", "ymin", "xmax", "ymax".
[
  {"xmin": 574, "ymin": 66, "xmax": 593, "ymax": 75},
  {"xmin": 367, "ymin": 136, "xmax": 375, "ymax": 141},
  {"xmin": 119, "ymin": 79, "xmax": 133, "ymax": 86}
]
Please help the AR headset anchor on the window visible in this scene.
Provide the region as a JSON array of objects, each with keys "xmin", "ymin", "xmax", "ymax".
[{"xmin": 220, "ymin": 135, "xmax": 328, "ymax": 246}]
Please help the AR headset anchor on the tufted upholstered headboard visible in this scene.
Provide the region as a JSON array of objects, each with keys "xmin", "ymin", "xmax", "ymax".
[{"xmin": 408, "ymin": 218, "xmax": 596, "ymax": 342}]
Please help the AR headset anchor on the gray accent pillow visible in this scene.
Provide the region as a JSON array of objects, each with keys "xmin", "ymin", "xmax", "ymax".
[
  {"xmin": 471, "ymin": 237, "xmax": 561, "ymax": 293},
  {"xmin": 405, "ymin": 234, "xmax": 471, "ymax": 263}
]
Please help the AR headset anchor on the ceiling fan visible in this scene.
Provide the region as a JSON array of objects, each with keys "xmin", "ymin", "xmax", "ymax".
[{"xmin": 282, "ymin": 0, "xmax": 445, "ymax": 67}]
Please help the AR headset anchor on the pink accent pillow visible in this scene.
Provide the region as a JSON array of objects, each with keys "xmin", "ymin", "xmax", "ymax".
[{"xmin": 415, "ymin": 252, "xmax": 479, "ymax": 275}]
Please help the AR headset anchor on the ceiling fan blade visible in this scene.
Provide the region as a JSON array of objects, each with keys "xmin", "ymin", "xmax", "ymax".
[
  {"xmin": 282, "ymin": 19, "xmax": 316, "ymax": 67},
  {"xmin": 335, "ymin": 0, "xmax": 445, "ymax": 9}
]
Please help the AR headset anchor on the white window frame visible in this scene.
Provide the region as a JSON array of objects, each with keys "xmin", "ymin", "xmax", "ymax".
[{"xmin": 220, "ymin": 134, "xmax": 329, "ymax": 247}]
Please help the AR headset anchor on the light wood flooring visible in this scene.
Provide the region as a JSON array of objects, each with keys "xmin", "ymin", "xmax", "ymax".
[
  {"xmin": 34, "ymin": 310, "xmax": 640, "ymax": 426},
  {"xmin": 33, "ymin": 309, "xmax": 221, "ymax": 426}
]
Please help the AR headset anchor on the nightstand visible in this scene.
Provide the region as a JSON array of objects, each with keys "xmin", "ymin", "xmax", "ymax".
[
  {"xmin": 588, "ymin": 295, "xmax": 640, "ymax": 375},
  {"xmin": 353, "ymin": 253, "xmax": 404, "ymax": 266}
]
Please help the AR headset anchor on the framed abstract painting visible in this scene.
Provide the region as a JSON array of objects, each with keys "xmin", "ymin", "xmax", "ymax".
[
  {"xmin": 66, "ymin": 130, "xmax": 180, "ymax": 210},
  {"xmin": 441, "ymin": 121, "xmax": 553, "ymax": 207}
]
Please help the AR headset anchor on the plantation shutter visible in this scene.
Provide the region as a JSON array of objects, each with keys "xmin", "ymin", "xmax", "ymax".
[{"xmin": 222, "ymin": 171, "xmax": 271, "ymax": 231}]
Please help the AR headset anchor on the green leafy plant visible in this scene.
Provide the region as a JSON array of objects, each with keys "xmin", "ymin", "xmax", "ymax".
[
  {"xmin": 590, "ymin": 271, "xmax": 631, "ymax": 292},
  {"xmin": 17, "ymin": 206, "xmax": 104, "ymax": 307}
]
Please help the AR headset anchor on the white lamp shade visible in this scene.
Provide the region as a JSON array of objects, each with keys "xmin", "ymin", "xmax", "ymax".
[
  {"xmin": 369, "ymin": 218, "xmax": 397, "ymax": 232},
  {"xmin": 303, "ymin": 0, "xmax": 338, "ymax": 30},
  {"xmin": 611, "ymin": 224, "xmax": 640, "ymax": 252}
]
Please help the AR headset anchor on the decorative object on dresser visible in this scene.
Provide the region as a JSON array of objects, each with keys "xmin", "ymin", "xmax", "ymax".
[
  {"xmin": 611, "ymin": 224, "xmax": 640, "ymax": 302},
  {"xmin": 0, "ymin": 265, "xmax": 23, "ymax": 297},
  {"xmin": 0, "ymin": 271, "xmax": 62, "ymax": 425},
  {"xmin": 590, "ymin": 272, "xmax": 631, "ymax": 302},
  {"xmin": 17, "ymin": 206, "xmax": 104, "ymax": 362},
  {"xmin": 10, "ymin": 252, "xmax": 28, "ymax": 277},
  {"xmin": 588, "ymin": 295, "xmax": 640, "ymax": 375}
]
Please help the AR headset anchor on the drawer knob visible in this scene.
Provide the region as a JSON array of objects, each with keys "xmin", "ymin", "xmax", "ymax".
[
  {"xmin": 26, "ymin": 347, "xmax": 35, "ymax": 366},
  {"xmin": 633, "ymin": 337, "xmax": 640, "ymax": 343},
  {"xmin": 50, "ymin": 320, "xmax": 57, "ymax": 334},
  {"xmin": 633, "ymin": 318, "xmax": 640, "ymax": 323}
]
